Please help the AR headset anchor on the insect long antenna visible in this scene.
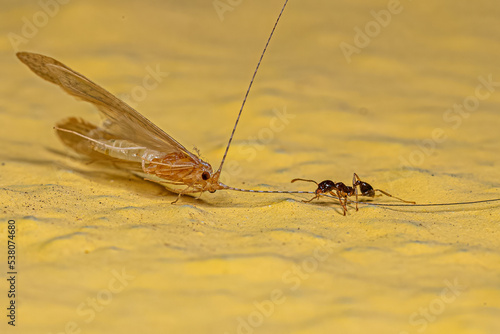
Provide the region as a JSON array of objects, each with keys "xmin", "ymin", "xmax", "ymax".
[
  {"xmin": 219, "ymin": 183, "xmax": 314, "ymax": 194},
  {"xmin": 215, "ymin": 0, "xmax": 289, "ymax": 178},
  {"xmin": 290, "ymin": 178, "xmax": 319, "ymax": 186}
]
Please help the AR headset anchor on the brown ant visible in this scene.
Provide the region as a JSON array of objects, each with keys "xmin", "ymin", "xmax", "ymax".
[{"xmin": 291, "ymin": 173, "xmax": 415, "ymax": 215}]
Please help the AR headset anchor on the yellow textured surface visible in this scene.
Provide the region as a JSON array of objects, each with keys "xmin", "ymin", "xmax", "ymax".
[{"xmin": 1, "ymin": 0, "xmax": 500, "ymax": 333}]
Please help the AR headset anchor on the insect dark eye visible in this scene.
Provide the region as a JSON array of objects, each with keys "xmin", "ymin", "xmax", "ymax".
[{"xmin": 202, "ymin": 172, "xmax": 210, "ymax": 180}]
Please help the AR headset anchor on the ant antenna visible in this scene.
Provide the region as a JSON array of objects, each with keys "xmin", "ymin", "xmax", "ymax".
[
  {"xmin": 291, "ymin": 178, "xmax": 319, "ymax": 185},
  {"xmin": 216, "ymin": 0, "xmax": 289, "ymax": 176}
]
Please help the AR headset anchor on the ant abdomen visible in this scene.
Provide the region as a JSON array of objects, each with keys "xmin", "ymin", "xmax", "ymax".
[{"xmin": 359, "ymin": 182, "xmax": 375, "ymax": 197}]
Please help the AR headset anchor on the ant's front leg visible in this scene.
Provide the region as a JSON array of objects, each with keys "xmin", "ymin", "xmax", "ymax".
[{"xmin": 302, "ymin": 194, "xmax": 320, "ymax": 203}]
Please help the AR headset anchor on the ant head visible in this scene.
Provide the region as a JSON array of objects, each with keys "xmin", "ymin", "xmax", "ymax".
[
  {"xmin": 317, "ymin": 180, "xmax": 335, "ymax": 194},
  {"xmin": 359, "ymin": 181, "xmax": 375, "ymax": 197}
]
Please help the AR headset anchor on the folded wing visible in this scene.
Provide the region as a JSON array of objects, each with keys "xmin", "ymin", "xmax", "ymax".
[{"xmin": 17, "ymin": 52, "xmax": 197, "ymax": 160}]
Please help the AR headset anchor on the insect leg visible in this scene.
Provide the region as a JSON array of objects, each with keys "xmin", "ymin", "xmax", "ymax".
[
  {"xmin": 353, "ymin": 173, "xmax": 416, "ymax": 205},
  {"xmin": 55, "ymin": 126, "xmax": 146, "ymax": 153},
  {"xmin": 374, "ymin": 189, "xmax": 416, "ymax": 204},
  {"xmin": 171, "ymin": 194, "xmax": 182, "ymax": 204},
  {"xmin": 331, "ymin": 190, "xmax": 347, "ymax": 216},
  {"xmin": 55, "ymin": 126, "xmax": 109, "ymax": 150},
  {"xmin": 171, "ymin": 189, "xmax": 189, "ymax": 204},
  {"xmin": 352, "ymin": 173, "xmax": 360, "ymax": 211},
  {"xmin": 171, "ymin": 186, "xmax": 208, "ymax": 204},
  {"xmin": 302, "ymin": 194, "xmax": 320, "ymax": 203}
]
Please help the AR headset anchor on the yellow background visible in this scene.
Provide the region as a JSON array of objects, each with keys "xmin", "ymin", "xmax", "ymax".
[{"xmin": 1, "ymin": 0, "xmax": 499, "ymax": 333}]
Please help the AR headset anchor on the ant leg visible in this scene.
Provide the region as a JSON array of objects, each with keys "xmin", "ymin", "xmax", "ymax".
[
  {"xmin": 352, "ymin": 173, "xmax": 360, "ymax": 211},
  {"xmin": 331, "ymin": 190, "xmax": 347, "ymax": 216},
  {"xmin": 374, "ymin": 189, "xmax": 416, "ymax": 204},
  {"xmin": 353, "ymin": 173, "xmax": 415, "ymax": 204},
  {"xmin": 302, "ymin": 194, "xmax": 320, "ymax": 203},
  {"xmin": 352, "ymin": 173, "xmax": 360, "ymax": 182}
]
